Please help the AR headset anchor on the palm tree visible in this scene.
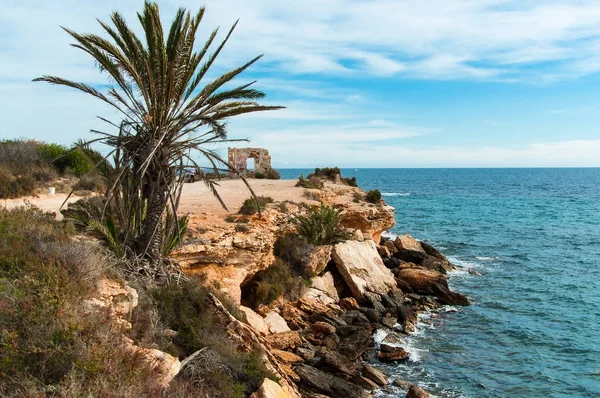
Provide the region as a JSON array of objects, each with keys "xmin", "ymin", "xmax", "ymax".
[{"xmin": 35, "ymin": 2, "xmax": 282, "ymax": 267}]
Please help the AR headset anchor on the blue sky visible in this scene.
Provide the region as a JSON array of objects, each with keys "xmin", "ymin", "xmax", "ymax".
[{"xmin": 1, "ymin": 0, "xmax": 600, "ymax": 167}]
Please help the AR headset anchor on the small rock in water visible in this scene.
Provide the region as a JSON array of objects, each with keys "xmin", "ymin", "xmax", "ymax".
[
  {"xmin": 406, "ymin": 384, "xmax": 430, "ymax": 398},
  {"xmin": 362, "ymin": 364, "xmax": 389, "ymax": 386},
  {"xmin": 377, "ymin": 346, "xmax": 410, "ymax": 362},
  {"xmin": 393, "ymin": 378, "xmax": 412, "ymax": 389},
  {"xmin": 468, "ymin": 267, "xmax": 482, "ymax": 276},
  {"xmin": 382, "ymin": 331, "xmax": 405, "ymax": 345}
]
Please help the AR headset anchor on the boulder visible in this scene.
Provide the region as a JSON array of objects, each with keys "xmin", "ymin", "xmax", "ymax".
[
  {"xmin": 394, "ymin": 235, "xmax": 425, "ymax": 253},
  {"xmin": 319, "ymin": 347, "xmax": 358, "ymax": 375},
  {"xmin": 294, "ymin": 365, "xmax": 369, "ymax": 398},
  {"xmin": 377, "ymin": 347, "xmax": 410, "ymax": 362},
  {"xmin": 338, "ymin": 202, "xmax": 395, "ymax": 243},
  {"xmin": 250, "ymin": 378, "xmax": 295, "ymax": 398},
  {"xmin": 406, "ymin": 385, "xmax": 430, "ymax": 398},
  {"xmin": 419, "ymin": 241, "xmax": 446, "ymax": 260},
  {"xmin": 303, "ymin": 246, "xmax": 333, "ymax": 276},
  {"xmin": 310, "ymin": 272, "xmax": 340, "ymax": 302},
  {"xmin": 377, "ymin": 245, "xmax": 391, "ymax": 258},
  {"xmin": 352, "ymin": 375, "xmax": 379, "ymax": 391},
  {"xmin": 302, "ymin": 288, "xmax": 337, "ymax": 305},
  {"xmin": 396, "ymin": 268, "xmax": 470, "ymax": 306},
  {"xmin": 240, "ymin": 306, "xmax": 270, "ymax": 336},
  {"xmin": 336, "ymin": 325, "xmax": 372, "ymax": 360},
  {"xmin": 265, "ymin": 311, "xmax": 292, "ymax": 334},
  {"xmin": 281, "ymin": 304, "xmax": 310, "ymax": 330},
  {"xmin": 383, "ymin": 240, "xmax": 398, "ymax": 255},
  {"xmin": 313, "ymin": 321, "xmax": 336, "ymax": 335},
  {"xmin": 393, "ymin": 249, "xmax": 427, "ymax": 264},
  {"xmin": 332, "ymin": 240, "xmax": 396, "ymax": 302},
  {"xmin": 265, "ymin": 331, "xmax": 303, "ymax": 350},
  {"xmin": 381, "ymin": 332, "xmax": 405, "ymax": 345},
  {"xmin": 339, "ymin": 297, "xmax": 360, "ymax": 310},
  {"xmin": 272, "ymin": 349, "xmax": 304, "ymax": 364},
  {"xmin": 362, "ymin": 364, "xmax": 389, "ymax": 386}
]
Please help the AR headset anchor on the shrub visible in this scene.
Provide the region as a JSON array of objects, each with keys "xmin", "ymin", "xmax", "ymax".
[
  {"xmin": 0, "ymin": 169, "xmax": 37, "ymax": 199},
  {"xmin": 241, "ymin": 260, "xmax": 305, "ymax": 309},
  {"xmin": 366, "ymin": 189, "xmax": 382, "ymax": 204},
  {"xmin": 273, "ymin": 233, "xmax": 314, "ymax": 273},
  {"xmin": 37, "ymin": 143, "xmax": 94, "ymax": 177},
  {"xmin": 307, "ymin": 167, "xmax": 357, "ymax": 187},
  {"xmin": 254, "ymin": 171, "xmax": 265, "ymax": 179},
  {"xmin": 238, "ymin": 196, "xmax": 274, "ymax": 215},
  {"xmin": 296, "ymin": 175, "xmax": 324, "ymax": 189},
  {"xmin": 72, "ymin": 174, "xmax": 105, "ymax": 192},
  {"xmin": 151, "ymin": 280, "xmax": 274, "ymax": 397},
  {"xmin": 266, "ymin": 168, "xmax": 281, "ymax": 180},
  {"xmin": 293, "ymin": 203, "xmax": 349, "ymax": 245},
  {"xmin": 0, "ymin": 206, "xmax": 158, "ymax": 397},
  {"xmin": 353, "ymin": 192, "xmax": 363, "ymax": 203}
]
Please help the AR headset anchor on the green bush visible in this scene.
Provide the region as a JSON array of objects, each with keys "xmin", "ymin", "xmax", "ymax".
[
  {"xmin": 241, "ymin": 260, "xmax": 305, "ymax": 309},
  {"xmin": 254, "ymin": 171, "xmax": 265, "ymax": 179},
  {"xmin": 366, "ymin": 189, "xmax": 382, "ymax": 204},
  {"xmin": 151, "ymin": 280, "xmax": 274, "ymax": 397},
  {"xmin": 296, "ymin": 175, "xmax": 324, "ymax": 189},
  {"xmin": 274, "ymin": 233, "xmax": 314, "ymax": 273},
  {"xmin": 36, "ymin": 143, "xmax": 95, "ymax": 177},
  {"xmin": 266, "ymin": 168, "xmax": 281, "ymax": 180},
  {"xmin": 293, "ymin": 203, "xmax": 349, "ymax": 245},
  {"xmin": 0, "ymin": 206, "xmax": 158, "ymax": 397},
  {"xmin": 238, "ymin": 196, "xmax": 274, "ymax": 215},
  {"xmin": 0, "ymin": 168, "xmax": 37, "ymax": 199}
]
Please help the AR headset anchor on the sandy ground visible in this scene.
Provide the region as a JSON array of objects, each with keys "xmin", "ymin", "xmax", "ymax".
[{"xmin": 0, "ymin": 179, "xmax": 306, "ymax": 217}]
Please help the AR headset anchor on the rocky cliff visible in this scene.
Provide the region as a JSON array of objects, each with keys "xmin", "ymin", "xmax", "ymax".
[{"xmin": 173, "ymin": 180, "xmax": 468, "ymax": 398}]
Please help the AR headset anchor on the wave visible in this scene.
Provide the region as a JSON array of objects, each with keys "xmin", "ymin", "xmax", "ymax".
[{"xmin": 381, "ymin": 192, "xmax": 411, "ymax": 197}]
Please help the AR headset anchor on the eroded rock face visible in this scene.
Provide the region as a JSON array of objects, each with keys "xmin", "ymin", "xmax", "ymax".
[
  {"xmin": 265, "ymin": 311, "xmax": 292, "ymax": 334},
  {"xmin": 310, "ymin": 272, "xmax": 339, "ymax": 302},
  {"xmin": 240, "ymin": 306, "xmax": 270, "ymax": 336},
  {"xmin": 339, "ymin": 203, "xmax": 395, "ymax": 243},
  {"xmin": 303, "ymin": 246, "xmax": 332, "ymax": 276},
  {"xmin": 332, "ymin": 240, "xmax": 397, "ymax": 302}
]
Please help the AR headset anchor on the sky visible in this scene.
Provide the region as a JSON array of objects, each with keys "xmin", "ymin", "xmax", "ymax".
[{"xmin": 1, "ymin": 0, "xmax": 600, "ymax": 168}]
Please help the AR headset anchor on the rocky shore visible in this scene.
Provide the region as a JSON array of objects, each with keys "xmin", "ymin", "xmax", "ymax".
[{"xmin": 168, "ymin": 179, "xmax": 470, "ymax": 397}]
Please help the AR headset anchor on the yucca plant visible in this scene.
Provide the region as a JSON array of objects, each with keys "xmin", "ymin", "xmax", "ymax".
[
  {"xmin": 35, "ymin": 2, "xmax": 282, "ymax": 267},
  {"xmin": 293, "ymin": 204, "xmax": 349, "ymax": 245}
]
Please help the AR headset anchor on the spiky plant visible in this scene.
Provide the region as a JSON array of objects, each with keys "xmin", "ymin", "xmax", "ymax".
[
  {"xmin": 35, "ymin": 2, "xmax": 282, "ymax": 267},
  {"xmin": 293, "ymin": 204, "xmax": 349, "ymax": 245}
]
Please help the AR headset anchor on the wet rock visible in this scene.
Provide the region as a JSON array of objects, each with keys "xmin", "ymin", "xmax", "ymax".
[
  {"xmin": 418, "ymin": 241, "xmax": 446, "ymax": 261},
  {"xmin": 362, "ymin": 364, "xmax": 389, "ymax": 386},
  {"xmin": 382, "ymin": 331, "xmax": 405, "ymax": 345},
  {"xmin": 377, "ymin": 347, "xmax": 410, "ymax": 362},
  {"xmin": 396, "ymin": 305, "xmax": 418, "ymax": 332},
  {"xmin": 406, "ymin": 385, "xmax": 430, "ymax": 398},
  {"xmin": 393, "ymin": 379, "xmax": 412, "ymax": 389},
  {"xmin": 332, "ymin": 240, "xmax": 397, "ymax": 302},
  {"xmin": 381, "ymin": 315, "xmax": 397, "ymax": 328},
  {"xmin": 394, "ymin": 249, "xmax": 427, "ymax": 264},
  {"xmin": 468, "ymin": 267, "xmax": 482, "ymax": 276},
  {"xmin": 383, "ymin": 256, "xmax": 402, "ymax": 269},
  {"xmin": 396, "ymin": 268, "xmax": 470, "ymax": 306}
]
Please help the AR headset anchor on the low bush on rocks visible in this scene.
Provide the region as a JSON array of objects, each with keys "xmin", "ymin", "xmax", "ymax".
[
  {"xmin": 366, "ymin": 189, "xmax": 382, "ymax": 204},
  {"xmin": 151, "ymin": 279, "xmax": 274, "ymax": 397},
  {"xmin": 296, "ymin": 175, "xmax": 324, "ymax": 189},
  {"xmin": 254, "ymin": 171, "xmax": 265, "ymax": 179},
  {"xmin": 294, "ymin": 203, "xmax": 349, "ymax": 245},
  {"xmin": 307, "ymin": 167, "xmax": 358, "ymax": 187},
  {"xmin": 241, "ymin": 260, "xmax": 306, "ymax": 309},
  {"xmin": 266, "ymin": 168, "xmax": 281, "ymax": 180},
  {"xmin": 0, "ymin": 206, "xmax": 157, "ymax": 397},
  {"xmin": 238, "ymin": 196, "xmax": 274, "ymax": 215}
]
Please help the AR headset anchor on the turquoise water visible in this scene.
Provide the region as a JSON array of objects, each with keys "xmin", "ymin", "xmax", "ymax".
[{"xmin": 279, "ymin": 168, "xmax": 600, "ymax": 398}]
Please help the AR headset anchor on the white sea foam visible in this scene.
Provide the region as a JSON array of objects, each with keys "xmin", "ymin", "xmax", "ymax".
[
  {"xmin": 373, "ymin": 329, "xmax": 389, "ymax": 344},
  {"xmin": 381, "ymin": 192, "xmax": 411, "ymax": 197}
]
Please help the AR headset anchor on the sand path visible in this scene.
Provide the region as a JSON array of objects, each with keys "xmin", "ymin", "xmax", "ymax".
[{"xmin": 0, "ymin": 179, "xmax": 305, "ymax": 217}]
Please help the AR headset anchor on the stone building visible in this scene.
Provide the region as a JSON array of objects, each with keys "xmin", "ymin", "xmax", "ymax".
[{"xmin": 228, "ymin": 147, "xmax": 272, "ymax": 176}]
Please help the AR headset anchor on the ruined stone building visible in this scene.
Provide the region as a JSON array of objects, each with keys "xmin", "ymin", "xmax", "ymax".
[{"xmin": 228, "ymin": 147, "xmax": 271, "ymax": 176}]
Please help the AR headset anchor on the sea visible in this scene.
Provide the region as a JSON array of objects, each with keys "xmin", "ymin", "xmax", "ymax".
[{"xmin": 279, "ymin": 168, "xmax": 600, "ymax": 398}]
